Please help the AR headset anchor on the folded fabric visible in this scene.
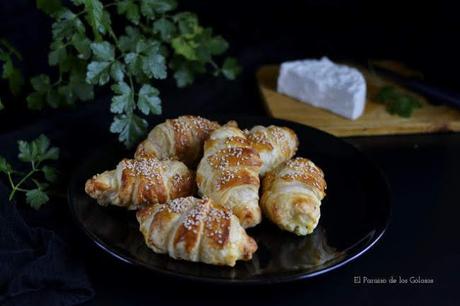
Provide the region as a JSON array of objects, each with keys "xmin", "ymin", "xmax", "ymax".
[{"xmin": 0, "ymin": 183, "xmax": 94, "ymax": 306}]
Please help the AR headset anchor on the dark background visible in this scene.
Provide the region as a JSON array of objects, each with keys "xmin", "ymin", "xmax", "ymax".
[{"xmin": 1, "ymin": 1, "xmax": 459, "ymax": 305}]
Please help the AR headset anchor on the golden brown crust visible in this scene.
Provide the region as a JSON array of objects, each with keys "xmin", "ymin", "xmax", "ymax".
[
  {"xmin": 247, "ymin": 125, "xmax": 299, "ymax": 176},
  {"xmin": 85, "ymin": 158, "xmax": 195, "ymax": 210},
  {"xmin": 261, "ymin": 157, "xmax": 326, "ymax": 236},
  {"xmin": 135, "ymin": 115, "xmax": 220, "ymax": 167},
  {"xmin": 136, "ymin": 196, "xmax": 257, "ymax": 266},
  {"xmin": 196, "ymin": 124, "xmax": 263, "ymax": 228}
]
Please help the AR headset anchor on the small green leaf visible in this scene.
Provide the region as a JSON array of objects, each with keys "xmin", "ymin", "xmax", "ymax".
[
  {"xmin": 142, "ymin": 50, "xmax": 166, "ymax": 79},
  {"xmin": 119, "ymin": 26, "xmax": 142, "ymax": 52},
  {"xmin": 0, "ymin": 98, "xmax": 3, "ymax": 111},
  {"xmin": 48, "ymin": 46, "xmax": 67, "ymax": 66},
  {"xmin": 174, "ymin": 12, "xmax": 201, "ymax": 37},
  {"xmin": 72, "ymin": 34, "xmax": 91, "ymax": 60},
  {"xmin": 110, "ymin": 81, "xmax": 132, "ymax": 114},
  {"xmin": 69, "ymin": 73, "xmax": 94, "ymax": 101},
  {"xmin": 375, "ymin": 85, "xmax": 423, "ymax": 118},
  {"xmin": 141, "ymin": 0, "xmax": 177, "ymax": 18},
  {"xmin": 36, "ymin": 0, "xmax": 62, "ymax": 16},
  {"xmin": 153, "ymin": 18, "xmax": 176, "ymax": 42},
  {"xmin": 0, "ymin": 156, "xmax": 12, "ymax": 174},
  {"xmin": 86, "ymin": 61, "xmax": 111, "ymax": 85},
  {"xmin": 110, "ymin": 61, "xmax": 124, "ymax": 82},
  {"xmin": 2, "ymin": 58, "xmax": 24, "ymax": 95},
  {"xmin": 208, "ymin": 36, "xmax": 229, "ymax": 55},
  {"xmin": 174, "ymin": 68, "xmax": 194, "ymax": 88},
  {"xmin": 30, "ymin": 74, "xmax": 51, "ymax": 93},
  {"xmin": 42, "ymin": 166, "xmax": 58, "ymax": 182},
  {"xmin": 138, "ymin": 84, "xmax": 161, "ymax": 115},
  {"xmin": 26, "ymin": 92, "xmax": 46, "ymax": 110},
  {"xmin": 117, "ymin": 0, "xmax": 140, "ymax": 24},
  {"xmin": 110, "ymin": 114, "xmax": 148, "ymax": 147},
  {"xmin": 18, "ymin": 140, "xmax": 36, "ymax": 162},
  {"xmin": 90, "ymin": 41, "xmax": 115, "ymax": 61},
  {"xmin": 26, "ymin": 189, "xmax": 49, "ymax": 209},
  {"xmin": 222, "ymin": 57, "xmax": 241, "ymax": 80},
  {"xmin": 171, "ymin": 37, "xmax": 197, "ymax": 60},
  {"xmin": 47, "ymin": 89, "xmax": 62, "ymax": 108},
  {"xmin": 80, "ymin": 0, "xmax": 107, "ymax": 39}
]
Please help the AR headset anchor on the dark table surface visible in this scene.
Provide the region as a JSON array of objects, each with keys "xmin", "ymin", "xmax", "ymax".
[{"xmin": 72, "ymin": 132, "xmax": 458, "ymax": 306}]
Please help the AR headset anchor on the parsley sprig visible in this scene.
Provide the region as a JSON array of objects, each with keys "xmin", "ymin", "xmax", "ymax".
[
  {"xmin": 0, "ymin": 38, "xmax": 25, "ymax": 109},
  {"xmin": 0, "ymin": 135, "xmax": 60, "ymax": 209},
  {"xmin": 375, "ymin": 85, "xmax": 423, "ymax": 118},
  {"xmin": 28, "ymin": 0, "xmax": 241, "ymax": 147}
]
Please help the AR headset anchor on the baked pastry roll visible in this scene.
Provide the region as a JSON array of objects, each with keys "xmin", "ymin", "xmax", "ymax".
[
  {"xmin": 134, "ymin": 115, "xmax": 220, "ymax": 167},
  {"xmin": 136, "ymin": 196, "xmax": 257, "ymax": 266},
  {"xmin": 85, "ymin": 158, "xmax": 194, "ymax": 210},
  {"xmin": 261, "ymin": 157, "xmax": 326, "ymax": 235},
  {"xmin": 197, "ymin": 123, "xmax": 263, "ymax": 228},
  {"xmin": 247, "ymin": 125, "xmax": 298, "ymax": 176}
]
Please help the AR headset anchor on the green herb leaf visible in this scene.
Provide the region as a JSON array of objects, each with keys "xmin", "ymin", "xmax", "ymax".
[
  {"xmin": 0, "ymin": 156, "xmax": 12, "ymax": 174},
  {"xmin": 42, "ymin": 165, "xmax": 58, "ymax": 182},
  {"xmin": 71, "ymin": 33, "xmax": 92, "ymax": 60},
  {"xmin": 174, "ymin": 12, "xmax": 201, "ymax": 37},
  {"xmin": 375, "ymin": 85, "xmax": 422, "ymax": 118},
  {"xmin": 142, "ymin": 50, "xmax": 166, "ymax": 79},
  {"xmin": 36, "ymin": 0, "xmax": 62, "ymax": 16},
  {"xmin": 110, "ymin": 114, "xmax": 148, "ymax": 147},
  {"xmin": 80, "ymin": 0, "xmax": 108, "ymax": 39},
  {"xmin": 2, "ymin": 57, "xmax": 24, "ymax": 95},
  {"xmin": 26, "ymin": 92, "xmax": 46, "ymax": 110},
  {"xmin": 153, "ymin": 18, "xmax": 176, "ymax": 42},
  {"xmin": 0, "ymin": 98, "xmax": 3, "ymax": 111},
  {"xmin": 119, "ymin": 26, "xmax": 142, "ymax": 52},
  {"xmin": 30, "ymin": 74, "xmax": 51, "ymax": 93},
  {"xmin": 171, "ymin": 37, "xmax": 197, "ymax": 60},
  {"xmin": 138, "ymin": 84, "xmax": 161, "ymax": 115},
  {"xmin": 222, "ymin": 57, "xmax": 241, "ymax": 80},
  {"xmin": 86, "ymin": 61, "xmax": 111, "ymax": 85},
  {"xmin": 110, "ymin": 81, "xmax": 132, "ymax": 114},
  {"xmin": 110, "ymin": 61, "xmax": 125, "ymax": 82},
  {"xmin": 117, "ymin": 0, "xmax": 140, "ymax": 24},
  {"xmin": 208, "ymin": 36, "xmax": 229, "ymax": 55},
  {"xmin": 90, "ymin": 41, "xmax": 115, "ymax": 61},
  {"xmin": 26, "ymin": 189, "xmax": 49, "ymax": 209},
  {"xmin": 141, "ymin": 0, "xmax": 177, "ymax": 18},
  {"xmin": 18, "ymin": 135, "xmax": 60, "ymax": 163}
]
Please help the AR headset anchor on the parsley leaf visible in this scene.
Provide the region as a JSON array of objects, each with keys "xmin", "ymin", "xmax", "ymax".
[
  {"xmin": 0, "ymin": 156, "xmax": 12, "ymax": 174},
  {"xmin": 138, "ymin": 84, "xmax": 161, "ymax": 115},
  {"xmin": 222, "ymin": 57, "xmax": 241, "ymax": 80},
  {"xmin": 110, "ymin": 114, "xmax": 148, "ymax": 147},
  {"xmin": 375, "ymin": 85, "xmax": 422, "ymax": 118},
  {"xmin": 0, "ymin": 98, "xmax": 3, "ymax": 111},
  {"xmin": 90, "ymin": 41, "xmax": 115, "ymax": 61},
  {"xmin": 86, "ymin": 61, "xmax": 111, "ymax": 85},
  {"xmin": 117, "ymin": 0, "xmax": 140, "ymax": 25},
  {"xmin": 42, "ymin": 165, "xmax": 58, "ymax": 182},
  {"xmin": 110, "ymin": 81, "xmax": 132, "ymax": 114},
  {"xmin": 26, "ymin": 189, "xmax": 49, "ymax": 209},
  {"xmin": 153, "ymin": 18, "xmax": 176, "ymax": 42},
  {"xmin": 36, "ymin": 0, "xmax": 63, "ymax": 17}
]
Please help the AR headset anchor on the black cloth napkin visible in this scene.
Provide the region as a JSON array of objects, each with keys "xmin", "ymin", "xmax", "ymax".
[{"xmin": 0, "ymin": 183, "xmax": 94, "ymax": 306}]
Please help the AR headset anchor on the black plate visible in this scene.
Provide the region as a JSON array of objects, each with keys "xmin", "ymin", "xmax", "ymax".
[{"xmin": 68, "ymin": 116, "xmax": 391, "ymax": 284}]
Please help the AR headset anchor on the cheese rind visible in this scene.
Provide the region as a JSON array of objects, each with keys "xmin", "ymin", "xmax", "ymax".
[{"xmin": 277, "ymin": 57, "xmax": 366, "ymax": 120}]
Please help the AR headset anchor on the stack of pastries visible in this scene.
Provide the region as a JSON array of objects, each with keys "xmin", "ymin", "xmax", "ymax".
[{"xmin": 85, "ymin": 115, "xmax": 327, "ymax": 267}]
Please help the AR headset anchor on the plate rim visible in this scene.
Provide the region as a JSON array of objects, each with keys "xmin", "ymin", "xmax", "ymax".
[{"xmin": 68, "ymin": 115, "xmax": 392, "ymax": 284}]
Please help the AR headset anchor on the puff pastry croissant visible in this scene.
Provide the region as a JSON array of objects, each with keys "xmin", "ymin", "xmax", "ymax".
[
  {"xmin": 247, "ymin": 125, "xmax": 298, "ymax": 176},
  {"xmin": 85, "ymin": 158, "xmax": 194, "ymax": 210},
  {"xmin": 261, "ymin": 157, "xmax": 326, "ymax": 236},
  {"xmin": 136, "ymin": 196, "xmax": 258, "ymax": 266},
  {"xmin": 196, "ymin": 123, "xmax": 263, "ymax": 228},
  {"xmin": 134, "ymin": 115, "xmax": 220, "ymax": 167}
]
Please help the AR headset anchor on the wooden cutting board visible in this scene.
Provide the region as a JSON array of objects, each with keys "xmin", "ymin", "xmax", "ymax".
[{"xmin": 257, "ymin": 64, "xmax": 460, "ymax": 137}]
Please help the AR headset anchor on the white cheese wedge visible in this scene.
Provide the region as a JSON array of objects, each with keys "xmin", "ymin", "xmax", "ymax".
[{"xmin": 277, "ymin": 57, "xmax": 367, "ymax": 120}]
